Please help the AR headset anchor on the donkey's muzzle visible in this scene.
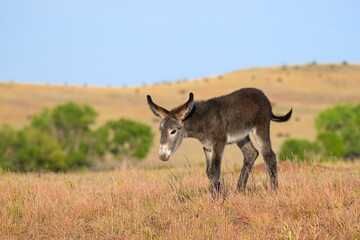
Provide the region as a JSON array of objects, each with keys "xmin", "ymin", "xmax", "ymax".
[
  {"xmin": 159, "ymin": 145, "xmax": 171, "ymax": 161},
  {"xmin": 159, "ymin": 153, "xmax": 170, "ymax": 161}
]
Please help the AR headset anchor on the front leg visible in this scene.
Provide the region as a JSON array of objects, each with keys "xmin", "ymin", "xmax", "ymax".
[{"xmin": 203, "ymin": 144, "xmax": 226, "ymax": 199}]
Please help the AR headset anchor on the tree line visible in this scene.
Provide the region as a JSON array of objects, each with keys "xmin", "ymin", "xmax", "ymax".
[
  {"xmin": 279, "ymin": 103, "xmax": 360, "ymax": 162},
  {"xmin": 0, "ymin": 102, "xmax": 153, "ymax": 172}
]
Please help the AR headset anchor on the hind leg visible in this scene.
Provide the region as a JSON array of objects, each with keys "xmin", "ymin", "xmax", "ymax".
[
  {"xmin": 253, "ymin": 124, "xmax": 278, "ymax": 190},
  {"xmin": 236, "ymin": 135, "xmax": 259, "ymax": 192}
]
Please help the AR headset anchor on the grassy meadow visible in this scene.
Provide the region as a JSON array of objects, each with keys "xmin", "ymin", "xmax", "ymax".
[
  {"xmin": 1, "ymin": 64, "xmax": 360, "ymax": 239},
  {"xmin": 1, "ymin": 63, "xmax": 360, "ymax": 168},
  {"xmin": 1, "ymin": 161, "xmax": 360, "ymax": 239}
]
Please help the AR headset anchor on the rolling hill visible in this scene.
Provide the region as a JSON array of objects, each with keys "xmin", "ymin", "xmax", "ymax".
[{"xmin": 1, "ymin": 63, "xmax": 360, "ymax": 168}]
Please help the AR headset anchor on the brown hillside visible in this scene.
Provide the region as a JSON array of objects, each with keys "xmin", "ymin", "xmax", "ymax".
[{"xmin": 1, "ymin": 63, "xmax": 360, "ymax": 168}]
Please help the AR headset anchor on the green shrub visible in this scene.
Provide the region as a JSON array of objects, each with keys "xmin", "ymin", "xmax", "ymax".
[
  {"xmin": 316, "ymin": 131, "xmax": 346, "ymax": 159},
  {"xmin": 99, "ymin": 119, "xmax": 154, "ymax": 161},
  {"xmin": 30, "ymin": 102, "xmax": 100, "ymax": 170},
  {"xmin": 0, "ymin": 126, "xmax": 65, "ymax": 172},
  {"xmin": 16, "ymin": 128, "xmax": 66, "ymax": 171},
  {"xmin": 0, "ymin": 125, "xmax": 19, "ymax": 171},
  {"xmin": 0, "ymin": 103, "xmax": 154, "ymax": 172},
  {"xmin": 279, "ymin": 103, "xmax": 360, "ymax": 162},
  {"xmin": 315, "ymin": 104, "xmax": 360, "ymax": 156},
  {"xmin": 278, "ymin": 138, "xmax": 319, "ymax": 162}
]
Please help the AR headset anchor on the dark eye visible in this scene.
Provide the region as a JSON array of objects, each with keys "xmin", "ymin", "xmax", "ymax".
[{"xmin": 170, "ymin": 129, "xmax": 177, "ymax": 135}]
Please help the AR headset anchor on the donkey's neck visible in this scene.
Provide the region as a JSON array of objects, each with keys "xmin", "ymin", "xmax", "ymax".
[{"xmin": 182, "ymin": 102, "xmax": 208, "ymax": 140}]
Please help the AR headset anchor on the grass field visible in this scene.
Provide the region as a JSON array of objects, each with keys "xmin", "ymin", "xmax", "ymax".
[
  {"xmin": 1, "ymin": 161, "xmax": 360, "ymax": 239},
  {"xmin": 1, "ymin": 63, "xmax": 360, "ymax": 169},
  {"xmin": 1, "ymin": 63, "xmax": 360, "ymax": 239}
]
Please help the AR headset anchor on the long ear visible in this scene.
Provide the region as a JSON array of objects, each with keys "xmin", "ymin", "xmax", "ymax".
[
  {"xmin": 175, "ymin": 92, "xmax": 195, "ymax": 121},
  {"xmin": 147, "ymin": 95, "xmax": 169, "ymax": 119}
]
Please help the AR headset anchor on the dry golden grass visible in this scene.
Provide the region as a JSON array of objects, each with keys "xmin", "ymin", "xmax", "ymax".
[
  {"xmin": 1, "ymin": 161, "xmax": 359, "ymax": 239},
  {"xmin": 1, "ymin": 63, "xmax": 360, "ymax": 168}
]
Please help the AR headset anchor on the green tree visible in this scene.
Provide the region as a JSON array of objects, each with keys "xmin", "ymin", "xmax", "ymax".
[
  {"xmin": 16, "ymin": 127, "xmax": 66, "ymax": 171},
  {"xmin": 100, "ymin": 119, "xmax": 153, "ymax": 168},
  {"xmin": 30, "ymin": 102, "xmax": 100, "ymax": 169},
  {"xmin": 0, "ymin": 102, "xmax": 154, "ymax": 172},
  {"xmin": 0, "ymin": 125, "xmax": 65, "ymax": 172},
  {"xmin": 279, "ymin": 103, "xmax": 360, "ymax": 162},
  {"xmin": 278, "ymin": 138, "xmax": 319, "ymax": 162},
  {"xmin": 315, "ymin": 104, "xmax": 360, "ymax": 156},
  {"xmin": 316, "ymin": 131, "xmax": 346, "ymax": 159},
  {"xmin": 0, "ymin": 125, "xmax": 18, "ymax": 171}
]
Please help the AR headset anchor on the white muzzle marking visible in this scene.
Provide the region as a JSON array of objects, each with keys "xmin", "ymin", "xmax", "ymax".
[{"xmin": 159, "ymin": 144, "xmax": 171, "ymax": 161}]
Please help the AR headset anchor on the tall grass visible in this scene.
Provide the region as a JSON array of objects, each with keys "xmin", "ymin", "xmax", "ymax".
[{"xmin": 1, "ymin": 161, "xmax": 359, "ymax": 239}]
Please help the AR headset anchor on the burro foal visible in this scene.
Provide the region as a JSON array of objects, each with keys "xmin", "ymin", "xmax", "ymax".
[{"xmin": 147, "ymin": 88, "xmax": 292, "ymax": 197}]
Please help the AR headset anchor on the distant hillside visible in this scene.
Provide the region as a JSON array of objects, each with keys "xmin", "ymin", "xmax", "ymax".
[{"xmin": 1, "ymin": 63, "xmax": 360, "ymax": 168}]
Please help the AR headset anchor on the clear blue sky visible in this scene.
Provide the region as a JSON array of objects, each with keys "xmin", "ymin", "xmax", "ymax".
[{"xmin": 1, "ymin": 1, "xmax": 359, "ymax": 87}]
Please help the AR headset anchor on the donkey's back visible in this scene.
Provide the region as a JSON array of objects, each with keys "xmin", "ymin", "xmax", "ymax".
[{"xmin": 196, "ymin": 88, "xmax": 275, "ymax": 144}]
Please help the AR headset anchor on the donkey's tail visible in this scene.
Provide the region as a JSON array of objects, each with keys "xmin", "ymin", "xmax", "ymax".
[{"xmin": 271, "ymin": 108, "xmax": 292, "ymax": 122}]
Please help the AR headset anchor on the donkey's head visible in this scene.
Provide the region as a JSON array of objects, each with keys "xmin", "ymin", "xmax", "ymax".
[{"xmin": 147, "ymin": 93, "xmax": 195, "ymax": 161}]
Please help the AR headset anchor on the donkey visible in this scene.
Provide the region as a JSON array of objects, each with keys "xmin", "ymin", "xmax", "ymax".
[{"xmin": 147, "ymin": 88, "xmax": 292, "ymax": 196}]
